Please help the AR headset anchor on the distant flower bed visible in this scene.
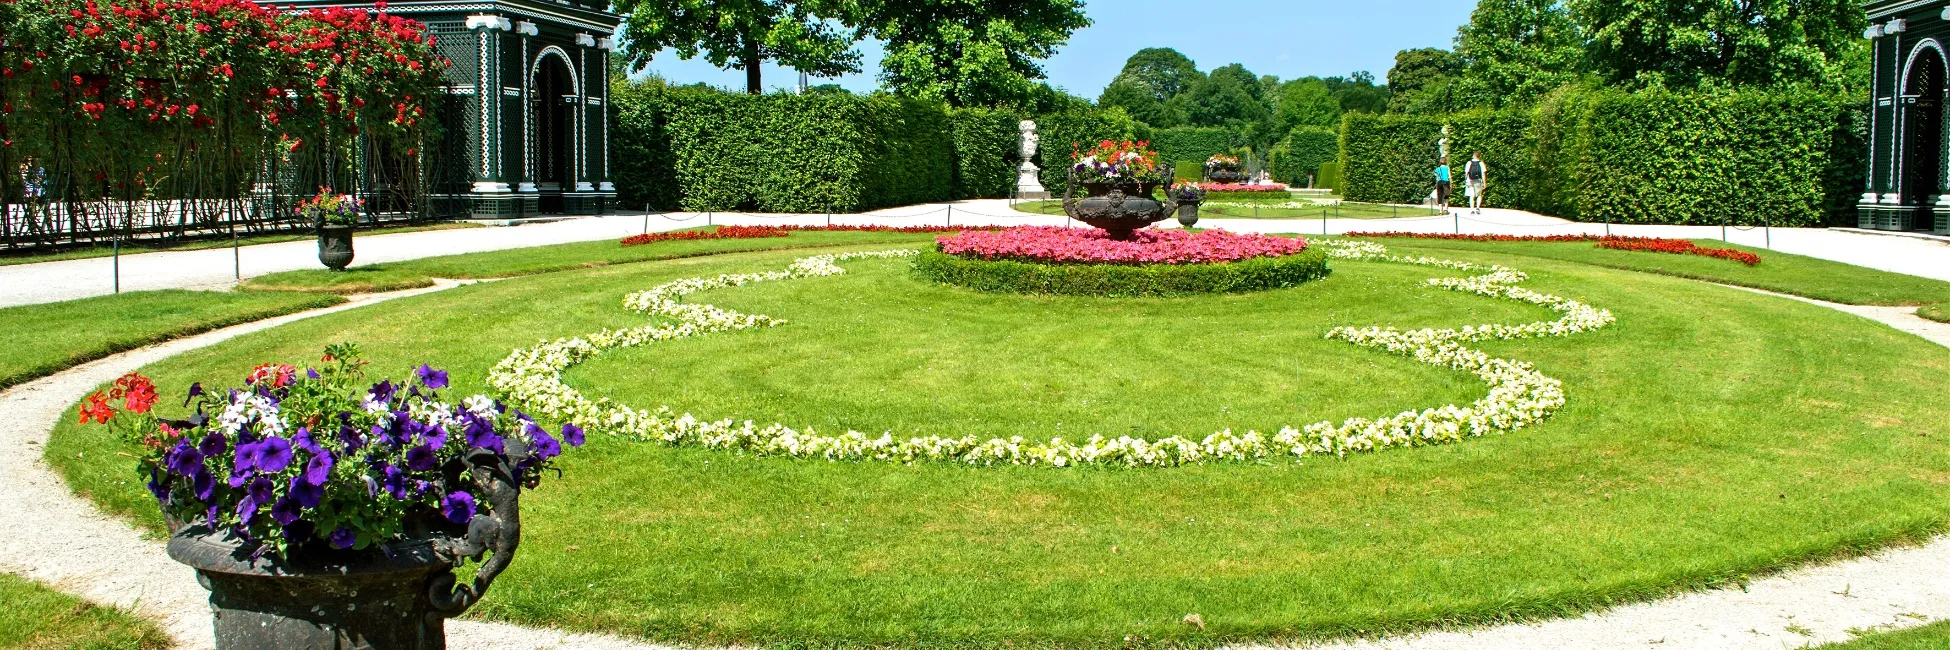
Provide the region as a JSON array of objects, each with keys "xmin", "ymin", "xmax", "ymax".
[
  {"xmin": 937, "ymin": 226, "xmax": 1307, "ymax": 265},
  {"xmin": 1196, "ymin": 183, "xmax": 1289, "ymax": 192},
  {"xmin": 1344, "ymin": 232, "xmax": 1761, "ymax": 266},
  {"xmin": 620, "ymin": 224, "xmax": 995, "ymax": 247}
]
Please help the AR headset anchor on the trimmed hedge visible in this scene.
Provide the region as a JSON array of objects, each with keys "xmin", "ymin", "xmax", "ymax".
[
  {"xmin": 1316, "ymin": 162, "xmax": 1342, "ymax": 190},
  {"xmin": 1152, "ymin": 127, "xmax": 1234, "ymax": 170},
  {"xmin": 1272, "ymin": 128, "xmax": 1338, "ymax": 187},
  {"xmin": 1339, "ymin": 114, "xmax": 1444, "ymax": 204},
  {"xmin": 859, "ymin": 97, "xmax": 957, "ymax": 209},
  {"xmin": 911, "ymin": 248, "xmax": 1331, "ymax": 297},
  {"xmin": 949, "ymin": 107, "xmax": 1021, "ymax": 199},
  {"xmin": 609, "ymin": 81, "xmax": 679, "ymax": 211},
  {"xmin": 1338, "ymin": 89, "xmax": 1867, "ymax": 226}
]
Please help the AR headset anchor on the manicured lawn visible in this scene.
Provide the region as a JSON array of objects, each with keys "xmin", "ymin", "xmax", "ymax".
[
  {"xmin": 242, "ymin": 229, "xmax": 939, "ymax": 294},
  {"xmin": 0, "ymin": 222, "xmax": 480, "ymax": 267},
  {"xmin": 0, "ymin": 290, "xmax": 343, "ymax": 390},
  {"xmin": 1819, "ymin": 621, "xmax": 1950, "ymax": 649},
  {"xmin": 1012, "ymin": 200, "xmax": 1445, "ymax": 220},
  {"xmin": 0, "ymin": 573, "xmax": 171, "ymax": 649},
  {"xmin": 1338, "ymin": 236, "xmax": 1950, "ymax": 307},
  {"xmin": 45, "ymin": 241, "xmax": 1950, "ymax": 648},
  {"xmin": 1920, "ymin": 303, "xmax": 1948, "ymax": 323}
]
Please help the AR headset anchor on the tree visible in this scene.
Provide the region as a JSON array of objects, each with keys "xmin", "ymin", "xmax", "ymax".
[
  {"xmin": 1388, "ymin": 48, "xmax": 1463, "ymax": 97},
  {"xmin": 1178, "ymin": 64, "xmax": 1270, "ymax": 130},
  {"xmin": 1454, "ymin": 0, "xmax": 1583, "ymax": 105},
  {"xmin": 1099, "ymin": 77, "xmax": 1184, "ymax": 127},
  {"xmin": 1207, "ymin": 63, "xmax": 1265, "ymax": 102},
  {"xmin": 1113, "ymin": 47, "xmax": 1201, "ymax": 102},
  {"xmin": 857, "ymin": 0, "xmax": 1090, "ymax": 107},
  {"xmin": 1325, "ymin": 72, "xmax": 1390, "ymax": 114},
  {"xmin": 1275, "ymin": 78, "xmax": 1341, "ymax": 133},
  {"xmin": 615, "ymin": 0, "xmax": 862, "ymax": 95},
  {"xmin": 1572, "ymin": 0, "xmax": 1865, "ymax": 89}
]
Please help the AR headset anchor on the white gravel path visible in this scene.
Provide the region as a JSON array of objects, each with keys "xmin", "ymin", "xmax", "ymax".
[
  {"xmin": 3, "ymin": 201, "xmax": 1945, "ymax": 307},
  {"xmin": 2, "ymin": 248, "xmax": 1949, "ymax": 650}
]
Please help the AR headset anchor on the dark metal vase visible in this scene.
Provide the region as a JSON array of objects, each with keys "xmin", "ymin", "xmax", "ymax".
[
  {"xmin": 1062, "ymin": 177, "xmax": 1176, "ymax": 241},
  {"xmin": 1177, "ymin": 202, "xmax": 1201, "ymax": 227},
  {"xmin": 1205, "ymin": 165, "xmax": 1247, "ymax": 184},
  {"xmin": 167, "ymin": 444, "xmax": 532, "ymax": 650},
  {"xmin": 317, "ymin": 225, "xmax": 355, "ymax": 271}
]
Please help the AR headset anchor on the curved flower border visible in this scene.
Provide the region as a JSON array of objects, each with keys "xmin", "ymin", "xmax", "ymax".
[{"xmin": 487, "ymin": 242, "xmax": 1614, "ymax": 468}]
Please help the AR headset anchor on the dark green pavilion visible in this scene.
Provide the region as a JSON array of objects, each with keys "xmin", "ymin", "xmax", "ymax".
[
  {"xmin": 291, "ymin": 0, "xmax": 622, "ymax": 218},
  {"xmin": 1864, "ymin": 0, "xmax": 1950, "ymax": 234}
]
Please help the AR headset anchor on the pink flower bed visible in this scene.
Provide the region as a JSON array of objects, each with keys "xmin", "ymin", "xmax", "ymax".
[
  {"xmin": 1197, "ymin": 183, "xmax": 1289, "ymax": 192},
  {"xmin": 937, "ymin": 226, "xmax": 1308, "ymax": 265}
]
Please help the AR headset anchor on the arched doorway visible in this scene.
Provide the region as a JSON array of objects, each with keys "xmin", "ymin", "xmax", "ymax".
[
  {"xmin": 1901, "ymin": 45, "xmax": 1945, "ymax": 230},
  {"xmin": 531, "ymin": 52, "xmax": 577, "ymax": 214}
]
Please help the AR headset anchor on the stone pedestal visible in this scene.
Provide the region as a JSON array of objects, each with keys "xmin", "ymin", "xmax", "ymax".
[{"xmin": 1017, "ymin": 120, "xmax": 1049, "ymax": 199}]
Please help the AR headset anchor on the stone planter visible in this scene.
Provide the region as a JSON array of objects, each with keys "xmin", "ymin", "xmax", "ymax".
[
  {"xmin": 317, "ymin": 224, "xmax": 355, "ymax": 271},
  {"xmin": 167, "ymin": 445, "xmax": 528, "ymax": 650},
  {"xmin": 1205, "ymin": 163, "xmax": 1247, "ymax": 184},
  {"xmin": 1177, "ymin": 201, "xmax": 1201, "ymax": 227},
  {"xmin": 1062, "ymin": 178, "xmax": 1176, "ymax": 241}
]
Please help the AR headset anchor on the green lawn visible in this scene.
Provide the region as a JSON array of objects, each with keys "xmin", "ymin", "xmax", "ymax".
[
  {"xmin": 1012, "ymin": 200, "xmax": 1445, "ymax": 220},
  {"xmin": 0, "ymin": 573, "xmax": 170, "ymax": 650},
  {"xmin": 44, "ymin": 241, "xmax": 1950, "ymax": 648},
  {"xmin": 0, "ymin": 290, "xmax": 343, "ymax": 391},
  {"xmin": 0, "ymin": 222, "xmax": 480, "ymax": 267},
  {"xmin": 1820, "ymin": 621, "xmax": 1950, "ymax": 649},
  {"xmin": 1334, "ymin": 236, "xmax": 1950, "ymax": 307},
  {"xmin": 242, "ymin": 230, "xmax": 939, "ymax": 294},
  {"xmin": 1919, "ymin": 303, "xmax": 1948, "ymax": 323}
]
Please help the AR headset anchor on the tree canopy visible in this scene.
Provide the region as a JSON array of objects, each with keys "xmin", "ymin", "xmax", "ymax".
[
  {"xmin": 858, "ymin": 0, "xmax": 1090, "ymax": 107},
  {"xmin": 1454, "ymin": 0, "xmax": 1583, "ymax": 105},
  {"xmin": 1572, "ymin": 0, "xmax": 1864, "ymax": 89},
  {"xmin": 615, "ymin": 0, "xmax": 862, "ymax": 94}
]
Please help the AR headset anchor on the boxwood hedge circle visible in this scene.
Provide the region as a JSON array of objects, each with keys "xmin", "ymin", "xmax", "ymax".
[{"xmin": 909, "ymin": 247, "xmax": 1331, "ymax": 297}]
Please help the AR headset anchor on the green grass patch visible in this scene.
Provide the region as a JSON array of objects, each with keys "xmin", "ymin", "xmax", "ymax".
[
  {"xmin": 0, "ymin": 222, "xmax": 481, "ymax": 267},
  {"xmin": 44, "ymin": 242, "xmax": 1950, "ymax": 648},
  {"xmin": 0, "ymin": 290, "xmax": 343, "ymax": 390},
  {"xmin": 0, "ymin": 573, "xmax": 171, "ymax": 649},
  {"xmin": 242, "ymin": 229, "xmax": 938, "ymax": 294},
  {"xmin": 1819, "ymin": 621, "xmax": 1950, "ymax": 649},
  {"xmin": 1339, "ymin": 236, "xmax": 1950, "ymax": 307},
  {"xmin": 1919, "ymin": 303, "xmax": 1949, "ymax": 323}
]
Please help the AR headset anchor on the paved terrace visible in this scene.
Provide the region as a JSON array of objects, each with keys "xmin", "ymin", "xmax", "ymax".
[{"xmin": 0, "ymin": 200, "xmax": 1944, "ymax": 308}]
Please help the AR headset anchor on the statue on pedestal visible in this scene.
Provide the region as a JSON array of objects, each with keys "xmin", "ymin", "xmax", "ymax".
[{"xmin": 1017, "ymin": 120, "xmax": 1050, "ymax": 199}]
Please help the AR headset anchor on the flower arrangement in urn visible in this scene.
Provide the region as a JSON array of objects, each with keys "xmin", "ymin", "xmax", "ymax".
[
  {"xmin": 298, "ymin": 187, "xmax": 361, "ymax": 271},
  {"xmin": 84, "ymin": 343, "xmax": 580, "ymax": 649},
  {"xmin": 1063, "ymin": 140, "xmax": 1179, "ymax": 240},
  {"xmin": 1204, "ymin": 154, "xmax": 1247, "ymax": 184}
]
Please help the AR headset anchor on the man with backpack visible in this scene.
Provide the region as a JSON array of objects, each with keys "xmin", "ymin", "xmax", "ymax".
[{"xmin": 1464, "ymin": 152, "xmax": 1488, "ymax": 215}]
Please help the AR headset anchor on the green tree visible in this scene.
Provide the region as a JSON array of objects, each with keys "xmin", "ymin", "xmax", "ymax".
[
  {"xmin": 1571, "ymin": 0, "xmax": 1865, "ymax": 89},
  {"xmin": 1178, "ymin": 64, "xmax": 1270, "ymax": 130},
  {"xmin": 1275, "ymin": 78, "xmax": 1341, "ymax": 133},
  {"xmin": 1113, "ymin": 47, "xmax": 1202, "ymax": 102},
  {"xmin": 616, "ymin": 0, "xmax": 862, "ymax": 95},
  {"xmin": 1454, "ymin": 0, "xmax": 1584, "ymax": 105},
  {"xmin": 858, "ymin": 0, "xmax": 1090, "ymax": 107},
  {"xmin": 1325, "ymin": 71, "xmax": 1390, "ymax": 114},
  {"xmin": 1099, "ymin": 77, "xmax": 1184, "ymax": 127}
]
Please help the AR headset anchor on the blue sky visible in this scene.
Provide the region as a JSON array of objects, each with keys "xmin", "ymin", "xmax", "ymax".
[{"xmin": 630, "ymin": 0, "xmax": 1478, "ymax": 96}]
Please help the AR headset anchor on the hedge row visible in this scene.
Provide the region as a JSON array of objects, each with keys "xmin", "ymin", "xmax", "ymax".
[
  {"xmin": 1151, "ymin": 127, "xmax": 1233, "ymax": 168},
  {"xmin": 610, "ymin": 86, "xmax": 1027, "ymax": 212},
  {"xmin": 1338, "ymin": 89, "xmax": 1868, "ymax": 226},
  {"xmin": 1271, "ymin": 128, "xmax": 1338, "ymax": 187},
  {"xmin": 911, "ymin": 248, "xmax": 1331, "ymax": 297}
]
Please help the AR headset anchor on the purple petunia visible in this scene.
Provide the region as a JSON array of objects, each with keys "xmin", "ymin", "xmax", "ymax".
[
  {"xmin": 379, "ymin": 464, "xmax": 407, "ymax": 499},
  {"xmin": 404, "ymin": 444, "xmax": 438, "ymax": 471},
  {"xmin": 464, "ymin": 417, "xmax": 503, "ymax": 454},
  {"xmin": 288, "ymin": 475, "xmax": 323, "ymax": 508},
  {"xmin": 183, "ymin": 382, "xmax": 203, "ymax": 407},
  {"xmin": 270, "ymin": 496, "xmax": 302, "ymax": 526},
  {"xmin": 303, "ymin": 449, "xmax": 334, "ymax": 486},
  {"xmin": 191, "ymin": 467, "xmax": 215, "ymax": 501},
  {"xmin": 526, "ymin": 423, "xmax": 561, "ymax": 459},
  {"xmin": 198, "ymin": 432, "xmax": 227, "ymax": 458},
  {"xmin": 367, "ymin": 380, "xmax": 397, "ymax": 405},
  {"xmin": 338, "ymin": 423, "xmax": 364, "ymax": 451},
  {"xmin": 416, "ymin": 365, "xmax": 449, "ymax": 390},
  {"xmin": 329, "ymin": 527, "xmax": 357, "ymax": 549},
  {"xmin": 561, "ymin": 423, "xmax": 585, "ymax": 447},
  {"xmin": 253, "ymin": 435, "xmax": 293, "ymax": 473},
  {"xmin": 441, "ymin": 490, "xmax": 476, "ymax": 524},
  {"xmin": 422, "ymin": 424, "xmax": 447, "ymax": 450},
  {"xmin": 165, "ymin": 439, "xmax": 204, "ymax": 477},
  {"xmin": 292, "ymin": 427, "xmax": 323, "ymax": 455}
]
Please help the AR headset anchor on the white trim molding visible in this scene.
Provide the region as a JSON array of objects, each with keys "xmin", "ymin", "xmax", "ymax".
[
  {"xmin": 515, "ymin": 20, "xmax": 538, "ymax": 36},
  {"xmin": 465, "ymin": 14, "xmax": 512, "ymax": 31},
  {"xmin": 575, "ymin": 32, "xmax": 596, "ymax": 47}
]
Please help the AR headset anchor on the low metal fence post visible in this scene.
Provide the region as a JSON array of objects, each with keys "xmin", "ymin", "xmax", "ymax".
[
  {"xmin": 232, "ymin": 224, "xmax": 240, "ymax": 281},
  {"xmin": 112, "ymin": 238, "xmax": 120, "ymax": 294}
]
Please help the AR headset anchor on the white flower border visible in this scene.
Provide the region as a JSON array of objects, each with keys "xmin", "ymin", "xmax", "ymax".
[{"xmin": 487, "ymin": 242, "xmax": 1614, "ymax": 468}]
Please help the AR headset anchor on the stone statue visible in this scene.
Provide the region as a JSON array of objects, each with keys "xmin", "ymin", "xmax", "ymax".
[{"xmin": 1017, "ymin": 120, "xmax": 1049, "ymax": 199}]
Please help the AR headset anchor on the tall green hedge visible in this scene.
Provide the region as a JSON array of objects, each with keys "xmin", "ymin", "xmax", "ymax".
[
  {"xmin": 1271, "ymin": 128, "xmax": 1338, "ymax": 187},
  {"xmin": 1338, "ymin": 89, "xmax": 1866, "ymax": 226},
  {"xmin": 1339, "ymin": 114, "xmax": 1444, "ymax": 204},
  {"xmin": 859, "ymin": 97, "xmax": 957, "ymax": 209},
  {"xmin": 1034, "ymin": 109, "xmax": 1149, "ymax": 196},
  {"xmin": 1151, "ymin": 127, "xmax": 1234, "ymax": 169},
  {"xmin": 608, "ymin": 81, "xmax": 678, "ymax": 211},
  {"xmin": 1316, "ymin": 162, "xmax": 1342, "ymax": 190},
  {"xmin": 948, "ymin": 107, "xmax": 1021, "ymax": 199}
]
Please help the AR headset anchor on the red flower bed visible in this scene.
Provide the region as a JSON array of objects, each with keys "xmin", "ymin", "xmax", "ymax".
[
  {"xmin": 1343, "ymin": 231, "xmax": 1761, "ymax": 265},
  {"xmin": 620, "ymin": 225, "xmax": 788, "ymax": 247},
  {"xmin": 1195, "ymin": 183, "xmax": 1289, "ymax": 192},
  {"xmin": 938, "ymin": 226, "xmax": 1307, "ymax": 265}
]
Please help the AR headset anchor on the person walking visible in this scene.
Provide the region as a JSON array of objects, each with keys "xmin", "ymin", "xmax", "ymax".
[
  {"xmin": 1433, "ymin": 157, "xmax": 1452, "ymax": 214},
  {"xmin": 1464, "ymin": 152, "xmax": 1488, "ymax": 215}
]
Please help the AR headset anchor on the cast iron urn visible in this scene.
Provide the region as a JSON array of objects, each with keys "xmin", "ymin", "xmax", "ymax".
[
  {"xmin": 166, "ymin": 444, "xmax": 530, "ymax": 649},
  {"xmin": 317, "ymin": 224, "xmax": 355, "ymax": 271},
  {"xmin": 1176, "ymin": 201, "xmax": 1201, "ymax": 227},
  {"xmin": 1205, "ymin": 161, "xmax": 1247, "ymax": 184},
  {"xmin": 1062, "ymin": 173, "xmax": 1180, "ymax": 240}
]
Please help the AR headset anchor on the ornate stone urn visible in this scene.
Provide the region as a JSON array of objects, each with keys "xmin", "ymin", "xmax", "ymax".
[
  {"xmin": 1205, "ymin": 160, "xmax": 1247, "ymax": 184},
  {"xmin": 1062, "ymin": 171, "xmax": 1179, "ymax": 240},
  {"xmin": 166, "ymin": 445, "xmax": 529, "ymax": 650},
  {"xmin": 316, "ymin": 224, "xmax": 355, "ymax": 271}
]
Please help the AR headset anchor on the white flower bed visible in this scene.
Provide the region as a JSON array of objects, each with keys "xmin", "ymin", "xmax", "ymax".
[{"xmin": 487, "ymin": 242, "xmax": 1614, "ymax": 468}]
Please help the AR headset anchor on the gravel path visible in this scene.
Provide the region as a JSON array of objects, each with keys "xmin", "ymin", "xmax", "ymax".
[
  {"xmin": 3, "ymin": 201, "xmax": 1945, "ymax": 307},
  {"xmin": 2, "ymin": 266, "xmax": 1949, "ymax": 650}
]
